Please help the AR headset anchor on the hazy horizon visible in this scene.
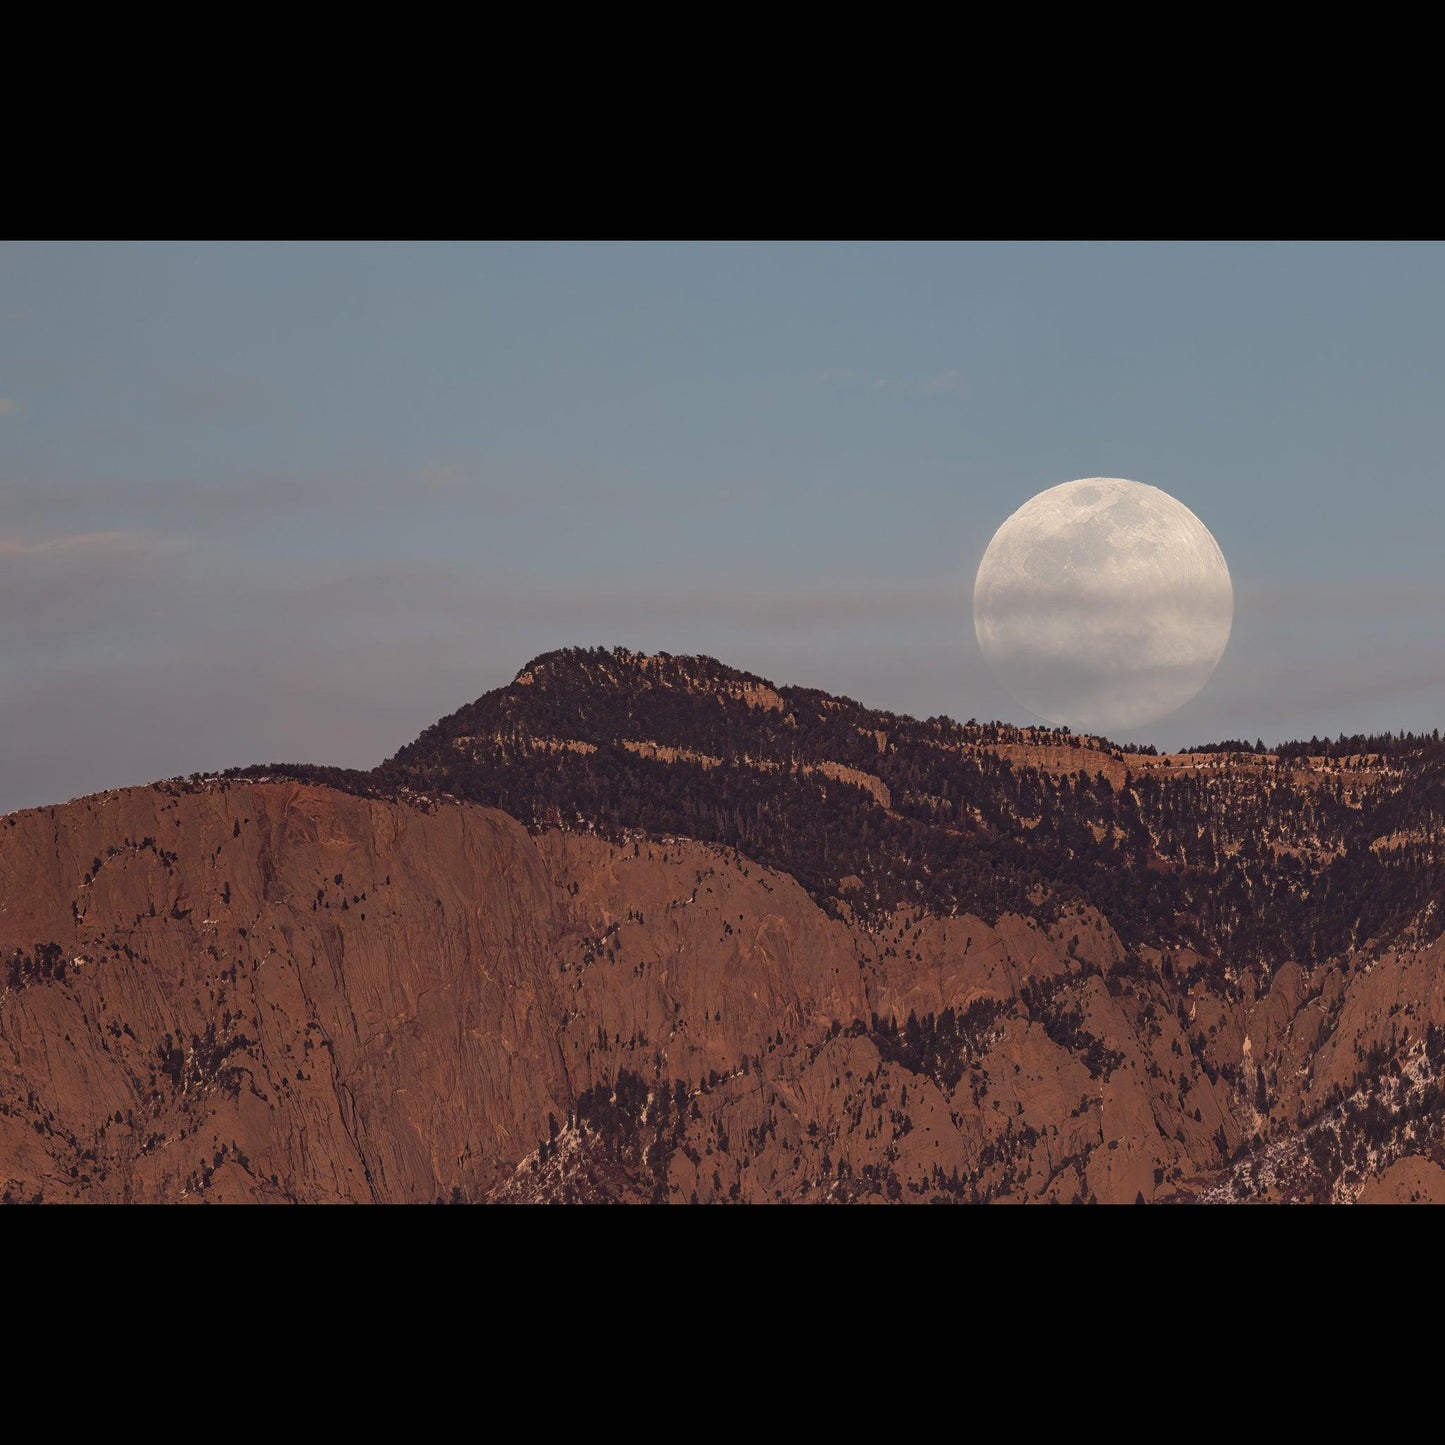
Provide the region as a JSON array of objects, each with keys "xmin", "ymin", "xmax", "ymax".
[{"xmin": 5, "ymin": 241, "xmax": 1445, "ymax": 813}]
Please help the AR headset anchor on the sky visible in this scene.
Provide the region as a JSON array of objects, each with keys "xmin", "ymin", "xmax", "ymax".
[{"xmin": 3, "ymin": 239, "xmax": 1445, "ymax": 814}]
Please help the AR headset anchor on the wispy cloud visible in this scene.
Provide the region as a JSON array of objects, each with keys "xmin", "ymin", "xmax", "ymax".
[
  {"xmin": 1239, "ymin": 579, "xmax": 1445, "ymax": 620},
  {"xmin": 0, "ymin": 529, "xmax": 183, "ymax": 560},
  {"xmin": 811, "ymin": 368, "xmax": 966, "ymax": 397},
  {"xmin": 1, "ymin": 452, "xmax": 758, "ymax": 536},
  {"xmin": 0, "ymin": 397, "xmax": 17, "ymax": 415},
  {"xmin": 1210, "ymin": 647, "xmax": 1445, "ymax": 718},
  {"xmin": 410, "ymin": 462, "xmax": 465, "ymax": 491},
  {"xmin": 274, "ymin": 566, "xmax": 966, "ymax": 632},
  {"xmin": 0, "ymin": 528, "xmax": 197, "ymax": 670},
  {"xmin": 871, "ymin": 369, "xmax": 966, "ymax": 396}
]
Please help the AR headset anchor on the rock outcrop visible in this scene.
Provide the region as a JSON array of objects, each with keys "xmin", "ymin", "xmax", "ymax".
[
  {"xmin": 5, "ymin": 772, "xmax": 1444, "ymax": 1204},
  {"xmin": 6, "ymin": 646, "xmax": 1445, "ymax": 1204}
]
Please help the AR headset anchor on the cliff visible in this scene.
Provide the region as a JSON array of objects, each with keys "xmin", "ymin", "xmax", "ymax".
[{"xmin": 4, "ymin": 765, "xmax": 1443, "ymax": 1203}]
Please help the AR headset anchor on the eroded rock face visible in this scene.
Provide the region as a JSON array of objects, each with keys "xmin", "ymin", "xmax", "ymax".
[
  {"xmin": 4, "ymin": 778, "xmax": 1445, "ymax": 1205},
  {"xmin": 1356, "ymin": 1156, "xmax": 1445, "ymax": 1204},
  {"xmin": 0, "ymin": 782, "xmax": 575, "ymax": 1203}
]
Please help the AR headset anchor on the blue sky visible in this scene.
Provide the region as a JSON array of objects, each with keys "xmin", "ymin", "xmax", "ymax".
[{"xmin": 3, "ymin": 240, "xmax": 1445, "ymax": 812}]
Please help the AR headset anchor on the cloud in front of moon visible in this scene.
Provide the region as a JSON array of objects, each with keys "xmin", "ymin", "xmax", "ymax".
[{"xmin": 973, "ymin": 477, "xmax": 1233, "ymax": 734}]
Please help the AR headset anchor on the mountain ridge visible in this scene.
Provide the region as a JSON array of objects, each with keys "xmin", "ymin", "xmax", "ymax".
[
  {"xmin": 5, "ymin": 645, "xmax": 1445, "ymax": 1204},
  {"xmin": 222, "ymin": 645, "xmax": 1445, "ymax": 972}
]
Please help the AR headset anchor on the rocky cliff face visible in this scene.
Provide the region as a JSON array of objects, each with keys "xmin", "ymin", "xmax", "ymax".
[
  {"xmin": 5, "ymin": 765, "xmax": 1444, "ymax": 1203},
  {"xmin": 0, "ymin": 782, "xmax": 578, "ymax": 1202}
]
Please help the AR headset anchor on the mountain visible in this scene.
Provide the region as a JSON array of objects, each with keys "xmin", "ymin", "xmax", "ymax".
[{"xmin": 3, "ymin": 645, "xmax": 1444, "ymax": 1204}]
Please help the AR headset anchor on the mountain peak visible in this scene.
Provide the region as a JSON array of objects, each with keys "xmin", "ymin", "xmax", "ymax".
[
  {"xmin": 511, "ymin": 646, "xmax": 786, "ymax": 710},
  {"xmin": 14, "ymin": 644, "xmax": 1445, "ymax": 1204}
]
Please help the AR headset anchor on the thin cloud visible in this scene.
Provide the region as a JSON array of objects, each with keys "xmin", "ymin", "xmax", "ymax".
[
  {"xmin": 0, "ymin": 528, "xmax": 199, "ymax": 668},
  {"xmin": 1210, "ymin": 650, "xmax": 1445, "ymax": 721},
  {"xmin": 0, "ymin": 476, "xmax": 292, "ymax": 528},
  {"xmin": 531, "ymin": 583, "xmax": 959, "ymax": 629},
  {"xmin": 1239, "ymin": 579, "xmax": 1445, "ymax": 620},
  {"xmin": 810, "ymin": 368, "xmax": 965, "ymax": 396},
  {"xmin": 274, "ymin": 566, "xmax": 967, "ymax": 632},
  {"xmin": 0, "ymin": 529, "xmax": 184, "ymax": 559},
  {"xmin": 411, "ymin": 462, "xmax": 465, "ymax": 491},
  {"xmin": 871, "ymin": 369, "xmax": 966, "ymax": 396},
  {"xmin": 0, "ymin": 398, "xmax": 17, "ymax": 415},
  {"xmin": 4, "ymin": 458, "xmax": 743, "ymax": 529}
]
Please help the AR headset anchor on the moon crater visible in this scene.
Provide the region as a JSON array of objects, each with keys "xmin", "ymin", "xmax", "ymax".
[{"xmin": 973, "ymin": 477, "xmax": 1232, "ymax": 733}]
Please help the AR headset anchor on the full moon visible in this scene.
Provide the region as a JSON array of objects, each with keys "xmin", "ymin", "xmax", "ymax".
[{"xmin": 973, "ymin": 477, "xmax": 1233, "ymax": 734}]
